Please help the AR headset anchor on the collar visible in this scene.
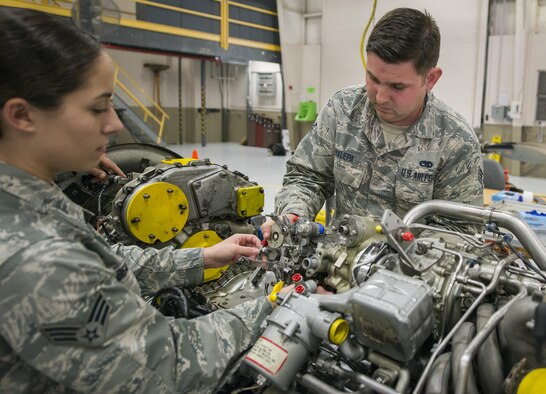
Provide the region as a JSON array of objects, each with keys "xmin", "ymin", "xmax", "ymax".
[{"xmin": 412, "ymin": 91, "xmax": 436, "ymax": 139}]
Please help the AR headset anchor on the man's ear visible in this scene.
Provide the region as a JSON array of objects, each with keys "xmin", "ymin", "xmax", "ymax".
[
  {"xmin": 1, "ymin": 98, "xmax": 37, "ymax": 134},
  {"xmin": 425, "ymin": 67, "xmax": 443, "ymax": 91}
]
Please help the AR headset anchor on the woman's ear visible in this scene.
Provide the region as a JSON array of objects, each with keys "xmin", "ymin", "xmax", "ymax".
[{"xmin": 1, "ymin": 98, "xmax": 37, "ymax": 134}]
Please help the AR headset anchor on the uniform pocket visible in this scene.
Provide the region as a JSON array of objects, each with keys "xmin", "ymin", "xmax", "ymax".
[
  {"xmin": 333, "ymin": 158, "xmax": 366, "ymax": 189},
  {"xmin": 395, "ymin": 151, "xmax": 438, "ymax": 215}
]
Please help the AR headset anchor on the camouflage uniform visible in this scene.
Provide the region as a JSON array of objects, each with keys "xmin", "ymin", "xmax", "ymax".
[
  {"xmin": 276, "ymin": 85, "xmax": 484, "ymax": 220},
  {"xmin": 0, "ymin": 163, "xmax": 271, "ymax": 393}
]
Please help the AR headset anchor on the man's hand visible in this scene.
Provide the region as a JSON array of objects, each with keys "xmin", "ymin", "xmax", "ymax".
[
  {"xmin": 203, "ymin": 234, "xmax": 262, "ymax": 268},
  {"xmin": 89, "ymin": 154, "xmax": 126, "ymax": 184},
  {"xmin": 260, "ymin": 214, "xmax": 298, "ymax": 240}
]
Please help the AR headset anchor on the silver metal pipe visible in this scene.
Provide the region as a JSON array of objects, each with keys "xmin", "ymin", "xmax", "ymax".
[
  {"xmin": 357, "ymin": 352, "xmax": 411, "ymax": 393},
  {"xmin": 476, "ymin": 304, "xmax": 504, "ymax": 394},
  {"xmin": 350, "ymin": 372, "xmax": 400, "ymax": 394},
  {"xmin": 297, "ymin": 374, "xmax": 347, "ymax": 394},
  {"xmin": 396, "ymin": 368, "xmax": 410, "ymax": 393},
  {"xmin": 412, "ymin": 279, "xmax": 486, "ymax": 394},
  {"xmin": 451, "ymin": 322, "xmax": 479, "ymax": 394},
  {"xmin": 412, "ymin": 255, "xmax": 515, "ymax": 394},
  {"xmin": 403, "ymin": 200, "xmax": 546, "ymax": 269},
  {"xmin": 454, "ymin": 278, "xmax": 527, "ymax": 394}
]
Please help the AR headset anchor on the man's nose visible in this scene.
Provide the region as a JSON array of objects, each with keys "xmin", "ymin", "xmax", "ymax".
[{"xmin": 375, "ymin": 86, "xmax": 389, "ymax": 104}]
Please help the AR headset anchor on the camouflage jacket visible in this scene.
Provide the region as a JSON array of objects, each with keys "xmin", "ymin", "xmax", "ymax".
[
  {"xmin": 0, "ymin": 163, "xmax": 271, "ymax": 393},
  {"xmin": 276, "ymin": 85, "xmax": 484, "ymax": 220}
]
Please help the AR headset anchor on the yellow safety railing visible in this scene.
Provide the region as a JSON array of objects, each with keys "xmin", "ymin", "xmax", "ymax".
[
  {"xmin": 113, "ymin": 63, "xmax": 169, "ymax": 144},
  {"xmin": 1, "ymin": 0, "xmax": 279, "ymax": 144},
  {"xmin": 0, "ymin": 0, "xmax": 280, "ymax": 52}
]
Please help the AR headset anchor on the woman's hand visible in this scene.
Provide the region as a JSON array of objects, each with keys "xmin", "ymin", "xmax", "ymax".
[
  {"xmin": 203, "ymin": 234, "xmax": 262, "ymax": 268},
  {"xmin": 89, "ymin": 154, "xmax": 126, "ymax": 183}
]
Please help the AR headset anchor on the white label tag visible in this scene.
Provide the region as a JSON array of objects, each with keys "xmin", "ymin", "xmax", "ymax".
[{"xmin": 245, "ymin": 336, "xmax": 288, "ymax": 375}]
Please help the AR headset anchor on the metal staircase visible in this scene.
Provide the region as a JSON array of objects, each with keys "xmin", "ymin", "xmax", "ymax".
[
  {"xmin": 112, "ymin": 94, "xmax": 164, "ymax": 145},
  {"xmin": 112, "ymin": 63, "xmax": 169, "ymax": 146}
]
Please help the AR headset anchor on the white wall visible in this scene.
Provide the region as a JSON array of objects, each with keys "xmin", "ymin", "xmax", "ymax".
[
  {"xmin": 276, "ymin": 0, "xmax": 488, "ymax": 128},
  {"xmin": 484, "ymin": 0, "xmax": 546, "ymax": 127},
  {"xmin": 320, "ymin": 0, "xmax": 488, "ymax": 128}
]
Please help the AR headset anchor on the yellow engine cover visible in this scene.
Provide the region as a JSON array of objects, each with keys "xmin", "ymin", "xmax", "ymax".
[
  {"xmin": 125, "ymin": 182, "xmax": 189, "ymax": 244},
  {"xmin": 181, "ymin": 230, "xmax": 229, "ymax": 282},
  {"xmin": 237, "ymin": 186, "xmax": 264, "ymax": 217},
  {"xmin": 518, "ymin": 368, "xmax": 546, "ymax": 394}
]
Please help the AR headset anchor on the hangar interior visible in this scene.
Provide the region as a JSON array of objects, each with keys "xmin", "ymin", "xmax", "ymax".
[{"xmin": 2, "ymin": 0, "xmax": 546, "ymax": 393}]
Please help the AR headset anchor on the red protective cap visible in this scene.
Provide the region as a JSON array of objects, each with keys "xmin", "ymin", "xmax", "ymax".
[
  {"xmin": 401, "ymin": 231, "xmax": 414, "ymax": 242},
  {"xmin": 292, "ymin": 273, "xmax": 303, "ymax": 283},
  {"xmin": 295, "ymin": 284, "xmax": 306, "ymax": 294}
]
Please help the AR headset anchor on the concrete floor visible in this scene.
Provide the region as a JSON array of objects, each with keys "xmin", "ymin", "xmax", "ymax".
[{"xmin": 168, "ymin": 142, "xmax": 546, "ymax": 214}]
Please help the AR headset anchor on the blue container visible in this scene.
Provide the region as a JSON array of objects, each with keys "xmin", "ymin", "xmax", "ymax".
[
  {"xmin": 519, "ymin": 210, "xmax": 546, "ymax": 230},
  {"xmin": 491, "ymin": 190, "xmax": 525, "ymax": 202}
]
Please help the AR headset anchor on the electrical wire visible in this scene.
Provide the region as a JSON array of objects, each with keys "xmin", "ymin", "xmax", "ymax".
[
  {"xmin": 487, "ymin": 223, "xmax": 546, "ymax": 282},
  {"xmin": 360, "ymin": 0, "xmax": 377, "ymax": 71}
]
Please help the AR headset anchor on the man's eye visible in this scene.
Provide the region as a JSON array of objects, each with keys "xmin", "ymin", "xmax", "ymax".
[
  {"xmin": 392, "ymin": 85, "xmax": 405, "ymax": 91},
  {"xmin": 93, "ymin": 108, "xmax": 109, "ymax": 114}
]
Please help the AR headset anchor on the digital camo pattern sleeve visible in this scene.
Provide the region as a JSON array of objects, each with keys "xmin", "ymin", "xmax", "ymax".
[
  {"xmin": 433, "ymin": 118, "xmax": 484, "ymax": 207},
  {"xmin": 0, "ymin": 241, "xmax": 272, "ymax": 393},
  {"xmin": 111, "ymin": 243, "xmax": 205, "ymax": 295},
  {"xmin": 275, "ymin": 96, "xmax": 338, "ymax": 219}
]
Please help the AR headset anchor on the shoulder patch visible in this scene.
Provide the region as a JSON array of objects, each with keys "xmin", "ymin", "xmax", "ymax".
[{"xmin": 41, "ymin": 293, "xmax": 111, "ymax": 346}]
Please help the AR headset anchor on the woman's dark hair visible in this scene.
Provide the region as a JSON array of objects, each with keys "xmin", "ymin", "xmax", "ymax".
[
  {"xmin": 0, "ymin": 8, "xmax": 102, "ymax": 135},
  {"xmin": 366, "ymin": 8, "xmax": 440, "ymax": 75}
]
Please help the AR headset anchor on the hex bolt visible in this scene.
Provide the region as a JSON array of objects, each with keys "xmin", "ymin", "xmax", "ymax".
[
  {"xmin": 259, "ymin": 187, "xmax": 264, "ymax": 193},
  {"xmin": 167, "ymin": 188, "xmax": 174, "ymax": 194},
  {"xmin": 143, "ymin": 194, "xmax": 150, "ymax": 199},
  {"xmin": 171, "ymin": 227, "xmax": 178, "ymax": 232},
  {"xmin": 194, "ymin": 181, "xmax": 202, "ymax": 189},
  {"xmin": 201, "ymin": 210, "xmax": 208, "ymax": 216},
  {"xmin": 179, "ymin": 204, "xmax": 187, "ymax": 210},
  {"xmin": 204, "ymin": 234, "xmax": 209, "ymax": 239},
  {"xmin": 131, "ymin": 217, "xmax": 141, "ymax": 224},
  {"xmin": 242, "ymin": 190, "xmax": 247, "ymax": 195},
  {"xmin": 241, "ymin": 210, "xmax": 247, "ymax": 216},
  {"xmin": 148, "ymin": 234, "xmax": 156, "ymax": 240}
]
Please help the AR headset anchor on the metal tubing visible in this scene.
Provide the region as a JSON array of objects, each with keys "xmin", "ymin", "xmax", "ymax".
[
  {"xmin": 297, "ymin": 374, "xmax": 347, "ymax": 394},
  {"xmin": 451, "ymin": 322, "xmax": 479, "ymax": 394},
  {"xmin": 455, "ymin": 279, "xmax": 527, "ymax": 394},
  {"xmin": 412, "ymin": 255, "xmax": 515, "ymax": 394},
  {"xmin": 368, "ymin": 352, "xmax": 410, "ymax": 393},
  {"xmin": 350, "ymin": 372, "xmax": 400, "ymax": 394},
  {"xmin": 476, "ymin": 304, "xmax": 504, "ymax": 394},
  {"xmin": 425, "ymin": 352, "xmax": 451, "ymax": 394},
  {"xmin": 403, "ymin": 200, "xmax": 546, "ymax": 269}
]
